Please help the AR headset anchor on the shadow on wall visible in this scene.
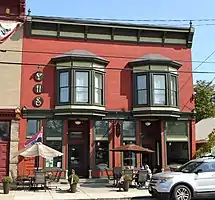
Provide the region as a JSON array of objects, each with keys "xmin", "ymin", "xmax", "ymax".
[
  {"xmin": 120, "ymin": 64, "xmax": 132, "ymax": 109},
  {"xmin": 10, "ymin": 23, "xmax": 23, "ymax": 42}
]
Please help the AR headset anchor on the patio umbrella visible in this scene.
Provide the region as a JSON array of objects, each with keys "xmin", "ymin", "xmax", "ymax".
[
  {"xmin": 110, "ymin": 144, "xmax": 154, "ymax": 153},
  {"xmin": 13, "ymin": 142, "xmax": 63, "ymax": 159}
]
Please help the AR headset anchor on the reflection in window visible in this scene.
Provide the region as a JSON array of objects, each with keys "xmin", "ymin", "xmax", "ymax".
[
  {"xmin": 94, "ymin": 121, "xmax": 109, "ymax": 137},
  {"xmin": 122, "ymin": 121, "xmax": 136, "ymax": 137},
  {"xmin": 75, "ymin": 71, "xmax": 89, "ymax": 103},
  {"xmin": 45, "ymin": 141, "xmax": 62, "ymax": 168},
  {"xmin": 170, "ymin": 76, "xmax": 177, "ymax": 106},
  {"xmin": 153, "ymin": 75, "xmax": 166, "ymax": 105},
  {"xmin": 0, "ymin": 121, "xmax": 10, "ymax": 141},
  {"xmin": 59, "ymin": 72, "xmax": 69, "ymax": 103},
  {"xmin": 26, "ymin": 120, "xmax": 41, "ymax": 137},
  {"xmin": 94, "ymin": 73, "xmax": 103, "ymax": 104},
  {"xmin": 137, "ymin": 75, "xmax": 147, "ymax": 104},
  {"xmin": 95, "ymin": 141, "xmax": 109, "ymax": 166},
  {"xmin": 167, "ymin": 142, "xmax": 189, "ymax": 165},
  {"xmin": 166, "ymin": 121, "xmax": 188, "ymax": 136},
  {"xmin": 45, "ymin": 120, "xmax": 63, "ymax": 137},
  {"xmin": 123, "ymin": 141, "xmax": 137, "ymax": 167}
]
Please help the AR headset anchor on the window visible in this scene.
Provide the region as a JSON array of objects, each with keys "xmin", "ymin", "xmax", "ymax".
[
  {"xmin": 136, "ymin": 75, "xmax": 147, "ymax": 104},
  {"xmin": 170, "ymin": 76, "xmax": 177, "ymax": 106},
  {"xmin": 59, "ymin": 72, "xmax": 69, "ymax": 103},
  {"xmin": 122, "ymin": 121, "xmax": 136, "ymax": 137},
  {"xmin": 75, "ymin": 71, "xmax": 89, "ymax": 103},
  {"xmin": 45, "ymin": 120, "xmax": 63, "ymax": 137},
  {"xmin": 26, "ymin": 120, "xmax": 41, "ymax": 137},
  {"xmin": 95, "ymin": 141, "xmax": 109, "ymax": 166},
  {"xmin": 166, "ymin": 121, "xmax": 188, "ymax": 136},
  {"xmin": 45, "ymin": 141, "xmax": 62, "ymax": 168},
  {"xmin": 0, "ymin": 121, "xmax": 10, "ymax": 141},
  {"xmin": 167, "ymin": 142, "xmax": 189, "ymax": 165},
  {"xmin": 94, "ymin": 73, "xmax": 103, "ymax": 104},
  {"xmin": 153, "ymin": 75, "xmax": 166, "ymax": 105},
  {"xmin": 94, "ymin": 121, "xmax": 109, "ymax": 137},
  {"xmin": 123, "ymin": 141, "xmax": 137, "ymax": 167}
]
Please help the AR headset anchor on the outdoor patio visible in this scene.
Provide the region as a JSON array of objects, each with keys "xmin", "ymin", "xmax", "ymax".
[{"xmin": 0, "ymin": 182, "xmax": 154, "ymax": 200}]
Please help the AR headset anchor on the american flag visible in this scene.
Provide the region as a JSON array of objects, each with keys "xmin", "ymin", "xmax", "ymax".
[{"xmin": 24, "ymin": 127, "xmax": 44, "ymax": 147}]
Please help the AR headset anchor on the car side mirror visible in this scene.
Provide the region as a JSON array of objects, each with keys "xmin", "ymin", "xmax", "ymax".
[{"xmin": 195, "ymin": 169, "xmax": 203, "ymax": 174}]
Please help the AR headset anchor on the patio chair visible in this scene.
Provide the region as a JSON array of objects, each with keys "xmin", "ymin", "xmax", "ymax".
[
  {"xmin": 136, "ymin": 170, "xmax": 148, "ymax": 188},
  {"xmin": 113, "ymin": 167, "xmax": 122, "ymax": 186},
  {"xmin": 105, "ymin": 168, "xmax": 115, "ymax": 186},
  {"xmin": 33, "ymin": 171, "xmax": 46, "ymax": 192}
]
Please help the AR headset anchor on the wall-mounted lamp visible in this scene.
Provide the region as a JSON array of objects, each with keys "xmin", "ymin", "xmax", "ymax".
[
  {"xmin": 145, "ymin": 121, "xmax": 151, "ymax": 126},
  {"xmin": 75, "ymin": 120, "xmax": 81, "ymax": 125}
]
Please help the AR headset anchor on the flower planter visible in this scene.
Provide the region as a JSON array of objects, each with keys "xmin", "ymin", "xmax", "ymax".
[
  {"xmin": 70, "ymin": 183, "xmax": 77, "ymax": 193},
  {"xmin": 123, "ymin": 181, "xmax": 129, "ymax": 192},
  {"xmin": 3, "ymin": 182, "xmax": 10, "ymax": 194}
]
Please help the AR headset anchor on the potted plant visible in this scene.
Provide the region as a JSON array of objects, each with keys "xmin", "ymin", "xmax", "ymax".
[
  {"xmin": 123, "ymin": 175, "xmax": 132, "ymax": 192},
  {"xmin": 68, "ymin": 174, "xmax": 79, "ymax": 193},
  {"xmin": 2, "ymin": 176, "xmax": 12, "ymax": 194}
]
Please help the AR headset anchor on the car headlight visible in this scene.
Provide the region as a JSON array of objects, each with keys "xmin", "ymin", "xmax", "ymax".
[{"xmin": 159, "ymin": 177, "xmax": 173, "ymax": 183}]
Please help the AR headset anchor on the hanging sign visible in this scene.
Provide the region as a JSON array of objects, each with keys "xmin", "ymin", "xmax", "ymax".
[
  {"xmin": 33, "ymin": 71, "xmax": 44, "ymax": 82},
  {"xmin": 0, "ymin": 22, "xmax": 21, "ymax": 43}
]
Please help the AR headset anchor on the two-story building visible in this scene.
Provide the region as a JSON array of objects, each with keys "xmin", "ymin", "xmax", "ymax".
[
  {"xmin": 19, "ymin": 15, "xmax": 196, "ymax": 177},
  {"xmin": 0, "ymin": 0, "xmax": 25, "ymax": 181}
]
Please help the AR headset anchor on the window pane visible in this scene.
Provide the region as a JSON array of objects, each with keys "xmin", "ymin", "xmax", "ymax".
[
  {"xmin": 26, "ymin": 120, "xmax": 41, "ymax": 137},
  {"xmin": 170, "ymin": 76, "xmax": 177, "ymax": 106},
  {"xmin": 170, "ymin": 76, "xmax": 176, "ymax": 91},
  {"xmin": 137, "ymin": 90, "xmax": 147, "ymax": 104},
  {"xmin": 95, "ymin": 73, "xmax": 102, "ymax": 89},
  {"xmin": 95, "ymin": 141, "xmax": 109, "ymax": 166},
  {"xmin": 60, "ymin": 87, "xmax": 69, "ymax": 102},
  {"xmin": 60, "ymin": 72, "xmax": 69, "ymax": 87},
  {"xmin": 137, "ymin": 75, "xmax": 146, "ymax": 89},
  {"xmin": 153, "ymin": 89, "xmax": 166, "ymax": 105},
  {"xmin": 95, "ymin": 88, "xmax": 102, "ymax": 104},
  {"xmin": 45, "ymin": 141, "xmax": 62, "ymax": 168},
  {"xmin": 94, "ymin": 121, "xmax": 109, "ymax": 138},
  {"xmin": 123, "ymin": 141, "xmax": 137, "ymax": 167},
  {"xmin": 166, "ymin": 121, "xmax": 188, "ymax": 136},
  {"xmin": 122, "ymin": 121, "xmax": 136, "ymax": 137},
  {"xmin": 0, "ymin": 122, "xmax": 10, "ymax": 141},
  {"xmin": 76, "ymin": 87, "xmax": 88, "ymax": 102},
  {"xmin": 76, "ymin": 72, "xmax": 88, "ymax": 87},
  {"xmin": 45, "ymin": 120, "xmax": 63, "ymax": 137},
  {"xmin": 171, "ymin": 91, "xmax": 177, "ymax": 106},
  {"xmin": 153, "ymin": 75, "xmax": 165, "ymax": 89},
  {"xmin": 167, "ymin": 142, "xmax": 189, "ymax": 165}
]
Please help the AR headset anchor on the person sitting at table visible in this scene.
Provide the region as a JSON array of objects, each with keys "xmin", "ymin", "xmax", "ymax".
[{"xmin": 145, "ymin": 165, "xmax": 152, "ymax": 179}]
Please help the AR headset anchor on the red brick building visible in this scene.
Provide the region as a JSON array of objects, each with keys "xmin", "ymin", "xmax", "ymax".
[
  {"xmin": 0, "ymin": 0, "xmax": 25, "ymax": 182},
  {"xmin": 19, "ymin": 15, "xmax": 196, "ymax": 177}
]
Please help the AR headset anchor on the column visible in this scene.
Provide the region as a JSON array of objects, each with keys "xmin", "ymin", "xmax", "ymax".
[
  {"xmin": 136, "ymin": 120, "xmax": 141, "ymax": 167},
  {"xmin": 161, "ymin": 120, "xmax": 166, "ymax": 170},
  {"xmin": 9, "ymin": 120, "xmax": 20, "ymax": 177},
  {"xmin": 190, "ymin": 120, "xmax": 196, "ymax": 159}
]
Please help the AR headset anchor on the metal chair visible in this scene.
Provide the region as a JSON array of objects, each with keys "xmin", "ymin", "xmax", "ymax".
[
  {"xmin": 136, "ymin": 170, "xmax": 148, "ymax": 188},
  {"xmin": 33, "ymin": 171, "xmax": 46, "ymax": 192}
]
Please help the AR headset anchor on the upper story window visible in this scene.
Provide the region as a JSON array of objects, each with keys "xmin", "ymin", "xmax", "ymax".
[
  {"xmin": 52, "ymin": 50, "xmax": 109, "ymax": 107},
  {"xmin": 129, "ymin": 54, "xmax": 181, "ymax": 108}
]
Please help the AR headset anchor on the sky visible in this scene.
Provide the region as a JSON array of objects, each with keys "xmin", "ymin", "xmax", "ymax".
[{"xmin": 26, "ymin": 0, "xmax": 215, "ymax": 83}]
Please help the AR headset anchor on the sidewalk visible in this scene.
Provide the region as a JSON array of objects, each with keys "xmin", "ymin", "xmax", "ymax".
[{"xmin": 0, "ymin": 183, "xmax": 154, "ymax": 200}]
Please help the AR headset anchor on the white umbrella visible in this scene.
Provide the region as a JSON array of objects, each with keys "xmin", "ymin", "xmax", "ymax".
[{"xmin": 13, "ymin": 142, "xmax": 63, "ymax": 159}]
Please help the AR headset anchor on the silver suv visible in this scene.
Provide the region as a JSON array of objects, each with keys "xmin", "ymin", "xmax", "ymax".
[{"xmin": 148, "ymin": 156, "xmax": 215, "ymax": 200}]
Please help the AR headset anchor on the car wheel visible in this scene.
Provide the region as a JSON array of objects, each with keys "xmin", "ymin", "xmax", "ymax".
[{"xmin": 172, "ymin": 185, "xmax": 191, "ymax": 200}]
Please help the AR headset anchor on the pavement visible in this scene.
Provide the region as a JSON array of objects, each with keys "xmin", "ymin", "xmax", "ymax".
[{"xmin": 0, "ymin": 182, "xmax": 155, "ymax": 200}]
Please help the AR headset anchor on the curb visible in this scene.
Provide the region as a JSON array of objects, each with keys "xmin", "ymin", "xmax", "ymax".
[{"xmin": 60, "ymin": 197, "xmax": 153, "ymax": 200}]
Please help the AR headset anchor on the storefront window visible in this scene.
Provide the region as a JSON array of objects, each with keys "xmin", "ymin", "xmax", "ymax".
[
  {"xmin": 167, "ymin": 142, "xmax": 189, "ymax": 165},
  {"xmin": 122, "ymin": 121, "xmax": 137, "ymax": 167},
  {"xmin": 95, "ymin": 141, "xmax": 109, "ymax": 166},
  {"xmin": 26, "ymin": 120, "xmax": 41, "ymax": 137},
  {"xmin": 45, "ymin": 141, "xmax": 63, "ymax": 168},
  {"xmin": 0, "ymin": 121, "xmax": 10, "ymax": 141},
  {"xmin": 45, "ymin": 120, "xmax": 63, "ymax": 137},
  {"xmin": 166, "ymin": 121, "xmax": 188, "ymax": 136},
  {"xmin": 94, "ymin": 121, "xmax": 109, "ymax": 167}
]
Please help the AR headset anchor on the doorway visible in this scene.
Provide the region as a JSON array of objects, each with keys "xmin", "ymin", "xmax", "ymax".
[{"xmin": 67, "ymin": 121, "xmax": 89, "ymax": 178}]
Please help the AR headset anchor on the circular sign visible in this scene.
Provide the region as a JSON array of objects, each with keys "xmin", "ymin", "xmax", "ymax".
[
  {"xmin": 32, "ymin": 96, "xmax": 44, "ymax": 107},
  {"xmin": 33, "ymin": 71, "xmax": 44, "ymax": 82},
  {"xmin": 33, "ymin": 84, "xmax": 43, "ymax": 94}
]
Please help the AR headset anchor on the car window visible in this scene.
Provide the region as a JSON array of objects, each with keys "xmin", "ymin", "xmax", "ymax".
[
  {"xmin": 195, "ymin": 161, "xmax": 215, "ymax": 172},
  {"xmin": 176, "ymin": 161, "xmax": 202, "ymax": 173}
]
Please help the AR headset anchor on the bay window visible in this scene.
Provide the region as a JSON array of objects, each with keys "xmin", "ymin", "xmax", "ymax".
[
  {"xmin": 136, "ymin": 75, "xmax": 147, "ymax": 105},
  {"xmin": 59, "ymin": 71, "xmax": 69, "ymax": 103},
  {"xmin": 153, "ymin": 74, "xmax": 166, "ymax": 105},
  {"xmin": 75, "ymin": 71, "xmax": 89, "ymax": 103}
]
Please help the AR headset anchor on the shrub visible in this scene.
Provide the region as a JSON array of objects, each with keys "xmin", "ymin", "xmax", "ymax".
[
  {"xmin": 68, "ymin": 173, "xmax": 79, "ymax": 184},
  {"xmin": 124, "ymin": 175, "xmax": 132, "ymax": 182},
  {"xmin": 2, "ymin": 176, "xmax": 12, "ymax": 183}
]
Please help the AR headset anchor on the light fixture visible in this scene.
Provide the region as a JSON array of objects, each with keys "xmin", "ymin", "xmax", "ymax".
[
  {"xmin": 75, "ymin": 120, "xmax": 81, "ymax": 125},
  {"xmin": 145, "ymin": 121, "xmax": 151, "ymax": 126}
]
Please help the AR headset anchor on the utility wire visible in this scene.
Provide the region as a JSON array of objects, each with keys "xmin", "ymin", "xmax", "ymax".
[
  {"xmin": 2, "ymin": 49, "xmax": 215, "ymax": 64},
  {"xmin": 1, "ymin": 60, "xmax": 215, "ymax": 74}
]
